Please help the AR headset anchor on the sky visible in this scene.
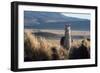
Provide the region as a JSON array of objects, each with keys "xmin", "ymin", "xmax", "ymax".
[{"xmin": 61, "ymin": 13, "xmax": 91, "ymax": 20}]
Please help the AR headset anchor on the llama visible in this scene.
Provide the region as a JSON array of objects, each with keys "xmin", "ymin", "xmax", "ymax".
[
  {"xmin": 64, "ymin": 24, "xmax": 71, "ymax": 50},
  {"xmin": 60, "ymin": 24, "xmax": 90, "ymax": 59}
]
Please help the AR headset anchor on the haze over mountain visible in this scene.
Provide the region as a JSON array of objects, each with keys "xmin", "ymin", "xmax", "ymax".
[{"xmin": 24, "ymin": 11, "xmax": 90, "ymax": 31}]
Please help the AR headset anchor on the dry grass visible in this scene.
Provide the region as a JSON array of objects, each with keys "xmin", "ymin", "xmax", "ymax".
[
  {"xmin": 24, "ymin": 31, "xmax": 68, "ymax": 61},
  {"xmin": 69, "ymin": 39, "xmax": 90, "ymax": 59},
  {"xmin": 24, "ymin": 31, "xmax": 90, "ymax": 61}
]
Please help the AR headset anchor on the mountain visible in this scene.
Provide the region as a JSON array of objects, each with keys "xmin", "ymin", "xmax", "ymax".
[{"xmin": 24, "ymin": 11, "xmax": 90, "ymax": 31}]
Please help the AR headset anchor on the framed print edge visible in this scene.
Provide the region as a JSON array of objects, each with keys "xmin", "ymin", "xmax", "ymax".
[
  {"xmin": 95, "ymin": 6, "xmax": 98, "ymax": 67},
  {"xmin": 11, "ymin": 2, "xmax": 18, "ymax": 71},
  {"xmin": 11, "ymin": 1, "xmax": 98, "ymax": 72}
]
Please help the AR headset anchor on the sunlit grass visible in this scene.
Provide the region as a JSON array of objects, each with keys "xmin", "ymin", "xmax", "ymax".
[{"xmin": 24, "ymin": 31, "xmax": 90, "ymax": 61}]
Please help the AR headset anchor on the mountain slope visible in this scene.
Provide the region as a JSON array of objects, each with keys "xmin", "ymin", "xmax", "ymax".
[{"xmin": 24, "ymin": 11, "xmax": 90, "ymax": 31}]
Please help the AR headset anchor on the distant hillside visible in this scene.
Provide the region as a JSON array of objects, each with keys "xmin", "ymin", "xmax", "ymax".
[
  {"xmin": 33, "ymin": 31, "xmax": 89, "ymax": 40},
  {"xmin": 33, "ymin": 31, "xmax": 61, "ymax": 39},
  {"xmin": 24, "ymin": 11, "xmax": 90, "ymax": 31}
]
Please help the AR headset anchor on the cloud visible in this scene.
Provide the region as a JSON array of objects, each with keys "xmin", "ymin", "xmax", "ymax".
[{"xmin": 61, "ymin": 13, "xmax": 91, "ymax": 20}]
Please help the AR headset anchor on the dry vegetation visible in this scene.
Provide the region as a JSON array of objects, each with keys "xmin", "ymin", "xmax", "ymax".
[{"xmin": 24, "ymin": 31, "xmax": 90, "ymax": 61}]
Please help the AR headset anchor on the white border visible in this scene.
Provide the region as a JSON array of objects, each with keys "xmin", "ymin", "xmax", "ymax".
[{"xmin": 18, "ymin": 5, "xmax": 96, "ymax": 69}]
